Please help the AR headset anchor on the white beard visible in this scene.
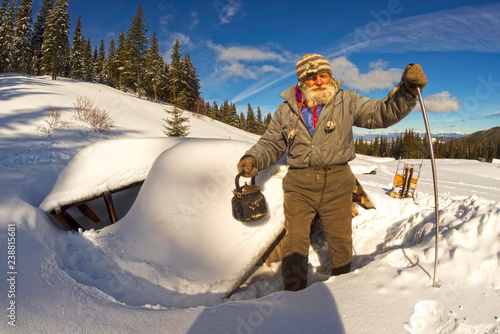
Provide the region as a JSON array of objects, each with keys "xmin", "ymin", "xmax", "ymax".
[{"xmin": 300, "ymin": 81, "xmax": 336, "ymax": 108}]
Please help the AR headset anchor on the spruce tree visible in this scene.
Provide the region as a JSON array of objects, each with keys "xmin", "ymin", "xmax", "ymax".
[
  {"xmin": 126, "ymin": 4, "xmax": 148, "ymax": 98},
  {"xmin": 163, "ymin": 106, "xmax": 190, "ymax": 137},
  {"xmin": 239, "ymin": 112, "xmax": 246, "ymax": 129},
  {"xmin": 245, "ymin": 103, "xmax": 257, "ymax": 133},
  {"xmin": 180, "ymin": 54, "xmax": 200, "ymax": 109},
  {"xmin": 106, "ymin": 39, "xmax": 119, "ymax": 87},
  {"xmin": 256, "ymin": 106, "xmax": 264, "ymax": 134},
  {"xmin": 228, "ymin": 103, "xmax": 239, "ymax": 127},
  {"xmin": 69, "ymin": 16, "xmax": 84, "ymax": 80},
  {"xmin": 263, "ymin": 113, "xmax": 272, "ymax": 131},
  {"xmin": 41, "ymin": 0, "xmax": 70, "ymax": 80},
  {"xmin": 144, "ymin": 31, "xmax": 166, "ymax": 101},
  {"xmin": 169, "ymin": 40, "xmax": 183, "ymax": 104},
  {"xmin": 94, "ymin": 39, "xmax": 107, "ymax": 83},
  {"xmin": 30, "ymin": 0, "xmax": 53, "ymax": 75},
  {"xmin": 115, "ymin": 31, "xmax": 128, "ymax": 90},
  {"xmin": 81, "ymin": 38, "xmax": 93, "ymax": 82},
  {"xmin": 12, "ymin": 0, "xmax": 33, "ymax": 74},
  {"xmin": 0, "ymin": 0, "xmax": 15, "ymax": 73}
]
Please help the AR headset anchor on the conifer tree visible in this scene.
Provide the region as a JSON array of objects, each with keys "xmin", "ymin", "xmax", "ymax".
[
  {"xmin": 0, "ymin": 0, "xmax": 15, "ymax": 73},
  {"xmin": 94, "ymin": 39, "xmax": 107, "ymax": 83},
  {"xmin": 12, "ymin": 0, "xmax": 33, "ymax": 74},
  {"xmin": 30, "ymin": 0, "xmax": 53, "ymax": 75},
  {"xmin": 256, "ymin": 106, "xmax": 264, "ymax": 134},
  {"xmin": 115, "ymin": 31, "xmax": 128, "ymax": 90},
  {"xmin": 106, "ymin": 39, "xmax": 119, "ymax": 87},
  {"xmin": 239, "ymin": 112, "xmax": 246, "ymax": 129},
  {"xmin": 81, "ymin": 38, "xmax": 93, "ymax": 82},
  {"xmin": 163, "ymin": 106, "xmax": 190, "ymax": 137},
  {"xmin": 69, "ymin": 16, "xmax": 84, "ymax": 79},
  {"xmin": 263, "ymin": 113, "xmax": 272, "ymax": 131},
  {"xmin": 41, "ymin": 0, "xmax": 70, "ymax": 80},
  {"xmin": 169, "ymin": 40, "xmax": 183, "ymax": 104},
  {"xmin": 180, "ymin": 54, "xmax": 200, "ymax": 109},
  {"xmin": 126, "ymin": 4, "xmax": 148, "ymax": 98},
  {"xmin": 144, "ymin": 31, "xmax": 166, "ymax": 101},
  {"xmin": 228, "ymin": 103, "xmax": 239, "ymax": 127},
  {"xmin": 245, "ymin": 103, "xmax": 257, "ymax": 133}
]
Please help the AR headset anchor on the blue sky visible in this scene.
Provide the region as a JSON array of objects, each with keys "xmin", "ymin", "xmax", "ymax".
[{"xmin": 38, "ymin": 0, "xmax": 500, "ymax": 135}]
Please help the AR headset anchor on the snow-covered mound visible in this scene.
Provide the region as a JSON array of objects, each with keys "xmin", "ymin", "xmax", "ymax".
[
  {"xmin": 39, "ymin": 137, "xmax": 186, "ymax": 212},
  {"xmin": 66, "ymin": 139, "xmax": 286, "ymax": 307}
]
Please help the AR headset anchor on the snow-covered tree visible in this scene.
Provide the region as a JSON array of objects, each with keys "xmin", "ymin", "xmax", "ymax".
[
  {"xmin": 41, "ymin": 0, "xmax": 70, "ymax": 80},
  {"xmin": 144, "ymin": 31, "xmax": 167, "ymax": 101},
  {"xmin": 106, "ymin": 39, "xmax": 118, "ymax": 87},
  {"xmin": 256, "ymin": 106, "xmax": 264, "ymax": 134},
  {"xmin": 125, "ymin": 4, "xmax": 148, "ymax": 98},
  {"xmin": 168, "ymin": 39, "xmax": 183, "ymax": 104},
  {"xmin": 228, "ymin": 103, "xmax": 239, "ymax": 128},
  {"xmin": 69, "ymin": 16, "xmax": 84, "ymax": 80},
  {"xmin": 30, "ymin": 0, "xmax": 53, "ymax": 75},
  {"xmin": 245, "ymin": 103, "xmax": 257, "ymax": 133},
  {"xmin": 115, "ymin": 31, "xmax": 128, "ymax": 90},
  {"xmin": 180, "ymin": 54, "xmax": 200, "ymax": 110},
  {"xmin": 12, "ymin": 0, "xmax": 33, "ymax": 74},
  {"xmin": 81, "ymin": 38, "xmax": 93, "ymax": 82},
  {"xmin": 0, "ymin": 0, "xmax": 15, "ymax": 73},
  {"xmin": 239, "ymin": 112, "xmax": 246, "ymax": 129},
  {"xmin": 163, "ymin": 106, "xmax": 190, "ymax": 137},
  {"xmin": 93, "ymin": 39, "xmax": 107, "ymax": 83}
]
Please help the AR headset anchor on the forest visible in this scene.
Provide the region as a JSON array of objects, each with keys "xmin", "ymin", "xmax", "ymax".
[{"xmin": 355, "ymin": 128, "xmax": 500, "ymax": 161}]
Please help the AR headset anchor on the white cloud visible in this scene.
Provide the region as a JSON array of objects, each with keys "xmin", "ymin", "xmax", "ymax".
[
  {"xmin": 330, "ymin": 56, "xmax": 402, "ymax": 92},
  {"xmin": 211, "ymin": 44, "xmax": 290, "ymax": 63},
  {"xmin": 415, "ymin": 91, "xmax": 461, "ymax": 113},
  {"xmin": 215, "ymin": 0, "xmax": 242, "ymax": 24},
  {"xmin": 221, "ymin": 62, "xmax": 257, "ymax": 79},
  {"xmin": 190, "ymin": 11, "xmax": 200, "ymax": 30},
  {"xmin": 207, "ymin": 42, "xmax": 294, "ymax": 81}
]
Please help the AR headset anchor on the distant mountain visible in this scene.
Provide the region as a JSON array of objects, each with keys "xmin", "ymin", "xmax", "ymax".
[
  {"xmin": 353, "ymin": 131, "xmax": 466, "ymax": 142},
  {"xmin": 455, "ymin": 127, "xmax": 500, "ymax": 143}
]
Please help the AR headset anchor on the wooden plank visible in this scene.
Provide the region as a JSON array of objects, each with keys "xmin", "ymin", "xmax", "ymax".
[
  {"xmin": 77, "ymin": 204, "xmax": 101, "ymax": 222},
  {"xmin": 103, "ymin": 193, "xmax": 117, "ymax": 223},
  {"xmin": 51, "ymin": 210, "xmax": 84, "ymax": 231}
]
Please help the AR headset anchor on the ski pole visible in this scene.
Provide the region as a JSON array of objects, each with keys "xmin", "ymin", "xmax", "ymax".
[{"xmin": 417, "ymin": 86, "xmax": 440, "ymax": 288}]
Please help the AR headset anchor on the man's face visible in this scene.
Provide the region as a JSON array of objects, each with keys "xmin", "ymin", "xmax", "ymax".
[
  {"xmin": 300, "ymin": 71, "xmax": 336, "ymax": 108},
  {"xmin": 304, "ymin": 72, "xmax": 331, "ymax": 88}
]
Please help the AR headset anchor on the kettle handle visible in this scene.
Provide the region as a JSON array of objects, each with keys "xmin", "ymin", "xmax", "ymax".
[{"xmin": 235, "ymin": 171, "xmax": 256, "ymax": 192}]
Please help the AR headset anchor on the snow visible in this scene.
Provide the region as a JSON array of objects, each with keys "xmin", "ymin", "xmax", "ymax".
[{"xmin": 1, "ymin": 74, "xmax": 499, "ymax": 333}]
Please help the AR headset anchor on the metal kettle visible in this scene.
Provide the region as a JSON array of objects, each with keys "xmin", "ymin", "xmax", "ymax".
[{"xmin": 231, "ymin": 172, "xmax": 267, "ymax": 222}]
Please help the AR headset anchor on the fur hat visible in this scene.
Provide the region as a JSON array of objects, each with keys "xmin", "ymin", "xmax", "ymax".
[{"xmin": 296, "ymin": 53, "xmax": 333, "ymax": 82}]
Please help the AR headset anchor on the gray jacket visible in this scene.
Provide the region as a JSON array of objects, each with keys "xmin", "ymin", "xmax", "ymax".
[{"xmin": 245, "ymin": 79, "xmax": 416, "ymax": 170}]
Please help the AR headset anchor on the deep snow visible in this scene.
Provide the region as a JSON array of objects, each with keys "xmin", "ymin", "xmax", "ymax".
[{"xmin": 1, "ymin": 74, "xmax": 499, "ymax": 333}]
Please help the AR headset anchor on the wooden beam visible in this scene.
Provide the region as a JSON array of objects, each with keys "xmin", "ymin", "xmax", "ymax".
[
  {"xmin": 77, "ymin": 203, "xmax": 101, "ymax": 222},
  {"xmin": 51, "ymin": 209, "xmax": 84, "ymax": 231},
  {"xmin": 103, "ymin": 193, "xmax": 117, "ymax": 223}
]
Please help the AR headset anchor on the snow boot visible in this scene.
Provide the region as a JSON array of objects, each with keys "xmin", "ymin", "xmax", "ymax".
[
  {"xmin": 282, "ymin": 252, "xmax": 308, "ymax": 291},
  {"xmin": 332, "ymin": 262, "xmax": 351, "ymax": 276}
]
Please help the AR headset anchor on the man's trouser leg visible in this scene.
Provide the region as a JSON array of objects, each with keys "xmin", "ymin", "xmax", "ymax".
[
  {"xmin": 317, "ymin": 165, "xmax": 356, "ymax": 273},
  {"xmin": 282, "ymin": 186, "xmax": 316, "ymax": 291},
  {"xmin": 281, "ymin": 166, "xmax": 356, "ymax": 291}
]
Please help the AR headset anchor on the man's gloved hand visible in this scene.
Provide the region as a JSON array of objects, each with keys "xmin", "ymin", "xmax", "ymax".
[
  {"xmin": 237, "ymin": 156, "xmax": 258, "ymax": 178},
  {"xmin": 402, "ymin": 63, "xmax": 427, "ymax": 98}
]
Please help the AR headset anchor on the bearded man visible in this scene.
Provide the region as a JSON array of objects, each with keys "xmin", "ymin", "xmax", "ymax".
[{"xmin": 237, "ymin": 53, "xmax": 427, "ymax": 291}]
